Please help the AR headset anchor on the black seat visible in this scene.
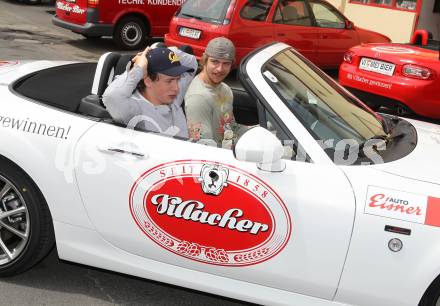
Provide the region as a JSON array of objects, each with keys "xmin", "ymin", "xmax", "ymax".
[{"xmin": 79, "ymin": 52, "xmax": 133, "ymax": 119}]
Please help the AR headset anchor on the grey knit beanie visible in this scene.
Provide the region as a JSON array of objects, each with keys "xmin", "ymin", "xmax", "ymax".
[{"xmin": 204, "ymin": 37, "xmax": 235, "ymax": 62}]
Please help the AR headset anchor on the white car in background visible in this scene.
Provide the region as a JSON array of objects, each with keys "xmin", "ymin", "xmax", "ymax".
[{"xmin": 0, "ymin": 43, "xmax": 440, "ymax": 306}]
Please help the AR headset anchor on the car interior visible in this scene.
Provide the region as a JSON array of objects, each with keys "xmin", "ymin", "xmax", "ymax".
[
  {"xmin": 12, "ymin": 53, "xmax": 260, "ymax": 127},
  {"xmin": 409, "ymin": 29, "xmax": 440, "ymax": 52}
]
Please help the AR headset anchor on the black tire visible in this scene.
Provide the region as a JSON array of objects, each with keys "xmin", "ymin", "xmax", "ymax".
[
  {"xmin": 420, "ymin": 276, "xmax": 440, "ymax": 306},
  {"xmin": 114, "ymin": 16, "xmax": 148, "ymax": 50},
  {"xmin": 0, "ymin": 158, "xmax": 54, "ymax": 276}
]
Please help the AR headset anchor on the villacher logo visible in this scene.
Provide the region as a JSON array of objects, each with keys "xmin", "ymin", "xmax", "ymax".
[{"xmin": 130, "ymin": 160, "xmax": 292, "ymax": 266}]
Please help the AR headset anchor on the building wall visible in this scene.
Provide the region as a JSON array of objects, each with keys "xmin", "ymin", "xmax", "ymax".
[
  {"xmin": 327, "ymin": 0, "xmax": 345, "ymax": 11},
  {"xmin": 343, "ymin": 4, "xmax": 418, "ymax": 42},
  {"xmin": 417, "ymin": 0, "xmax": 440, "ymax": 39}
]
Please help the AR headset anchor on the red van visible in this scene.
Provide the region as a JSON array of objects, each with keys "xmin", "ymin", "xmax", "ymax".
[
  {"xmin": 165, "ymin": 0, "xmax": 390, "ymax": 68},
  {"xmin": 52, "ymin": 0, "xmax": 183, "ymax": 50}
]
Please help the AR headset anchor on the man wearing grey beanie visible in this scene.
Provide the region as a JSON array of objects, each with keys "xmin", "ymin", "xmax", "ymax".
[{"xmin": 184, "ymin": 37, "xmax": 238, "ymax": 148}]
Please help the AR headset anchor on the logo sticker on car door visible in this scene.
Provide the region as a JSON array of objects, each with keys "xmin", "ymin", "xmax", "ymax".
[
  {"xmin": 365, "ymin": 186, "xmax": 440, "ymax": 227},
  {"xmin": 130, "ymin": 160, "xmax": 292, "ymax": 266}
]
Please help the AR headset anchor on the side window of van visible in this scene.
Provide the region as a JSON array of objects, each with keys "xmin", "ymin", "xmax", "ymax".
[
  {"xmin": 273, "ymin": 0, "xmax": 312, "ymax": 26},
  {"xmin": 240, "ymin": 0, "xmax": 274, "ymax": 21}
]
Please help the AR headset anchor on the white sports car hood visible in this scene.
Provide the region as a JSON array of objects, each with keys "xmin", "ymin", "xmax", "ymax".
[
  {"xmin": 0, "ymin": 60, "xmax": 72, "ymax": 85},
  {"xmin": 373, "ymin": 118, "xmax": 440, "ymax": 185}
]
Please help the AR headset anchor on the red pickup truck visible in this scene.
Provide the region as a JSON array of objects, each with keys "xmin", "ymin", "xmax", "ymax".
[{"xmin": 52, "ymin": 0, "xmax": 183, "ymax": 50}]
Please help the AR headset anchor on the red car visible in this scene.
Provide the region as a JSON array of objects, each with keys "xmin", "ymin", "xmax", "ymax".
[
  {"xmin": 164, "ymin": 0, "xmax": 390, "ymax": 68},
  {"xmin": 339, "ymin": 30, "xmax": 440, "ymax": 119},
  {"xmin": 52, "ymin": 0, "xmax": 181, "ymax": 50}
]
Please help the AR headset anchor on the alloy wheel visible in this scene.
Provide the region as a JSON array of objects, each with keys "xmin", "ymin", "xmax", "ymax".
[{"xmin": 0, "ymin": 175, "xmax": 30, "ymax": 266}]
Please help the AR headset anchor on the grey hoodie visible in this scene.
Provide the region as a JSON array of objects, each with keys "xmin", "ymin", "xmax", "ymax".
[{"xmin": 102, "ymin": 49, "xmax": 197, "ymax": 138}]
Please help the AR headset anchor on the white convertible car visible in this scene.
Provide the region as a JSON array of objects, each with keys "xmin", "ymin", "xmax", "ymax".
[{"xmin": 0, "ymin": 43, "xmax": 440, "ymax": 306}]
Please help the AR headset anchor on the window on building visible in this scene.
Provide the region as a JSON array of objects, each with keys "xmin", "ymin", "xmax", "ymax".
[
  {"xmin": 370, "ymin": 0, "xmax": 392, "ymax": 6},
  {"xmin": 350, "ymin": 0, "xmax": 418, "ymax": 11},
  {"xmin": 434, "ymin": 0, "xmax": 440, "ymax": 13}
]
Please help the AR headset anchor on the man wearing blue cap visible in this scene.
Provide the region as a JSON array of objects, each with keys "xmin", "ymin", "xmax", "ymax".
[{"xmin": 103, "ymin": 45, "xmax": 197, "ymax": 138}]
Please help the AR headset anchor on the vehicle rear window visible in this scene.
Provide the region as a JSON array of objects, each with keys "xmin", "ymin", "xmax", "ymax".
[{"xmin": 178, "ymin": 0, "xmax": 232, "ymax": 24}]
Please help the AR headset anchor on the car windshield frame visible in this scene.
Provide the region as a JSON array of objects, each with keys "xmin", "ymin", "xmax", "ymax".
[
  {"xmin": 178, "ymin": 0, "xmax": 232, "ymax": 24},
  {"xmin": 260, "ymin": 48, "xmax": 388, "ymax": 151}
]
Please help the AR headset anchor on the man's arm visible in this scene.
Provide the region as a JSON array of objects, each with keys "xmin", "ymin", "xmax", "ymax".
[
  {"xmin": 102, "ymin": 65, "xmax": 144, "ymax": 124},
  {"xmin": 102, "ymin": 48, "xmax": 149, "ymax": 124},
  {"xmin": 185, "ymin": 93, "xmax": 213, "ymax": 141}
]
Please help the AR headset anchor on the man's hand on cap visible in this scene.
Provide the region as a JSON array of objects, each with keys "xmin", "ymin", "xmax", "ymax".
[{"xmin": 132, "ymin": 47, "xmax": 150, "ymax": 74}]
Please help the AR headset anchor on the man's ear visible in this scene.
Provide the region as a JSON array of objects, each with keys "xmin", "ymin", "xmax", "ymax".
[{"xmin": 143, "ymin": 76, "xmax": 153, "ymax": 89}]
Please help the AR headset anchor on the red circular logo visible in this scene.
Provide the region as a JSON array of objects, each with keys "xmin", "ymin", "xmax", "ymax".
[
  {"xmin": 371, "ymin": 46, "xmax": 415, "ymax": 54},
  {"xmin": 130, "ymin": 160, "xmax": 291, "ymax": 266}
]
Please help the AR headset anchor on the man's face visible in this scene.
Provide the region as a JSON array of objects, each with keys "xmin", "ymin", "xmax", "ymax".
[
  {"xmin": 204, "ymin": 57, "xmax": 233, "ymax": 86},
  {"xmin": 145, "ymin": 73, "xmax": 181, "ymax": 105}
]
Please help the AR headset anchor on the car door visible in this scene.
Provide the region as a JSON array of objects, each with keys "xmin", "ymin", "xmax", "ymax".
[
  {"xmin": 73, "ymin": 47, "xmax": 355, "ymax": 300},
  {"xmin": 228, "ymin": 0, "xmax": 276, "ymax": 63},
  {"xmin": 74, "ymin": 119, "xmax": 354, "ymax": 300},
  {"xmin": 271, "ymin": 0, "xmax": 319, "ymax": 64},
  {"xmin": 308, "ymin": 0, "xmax": 359, "ymax": 68}
]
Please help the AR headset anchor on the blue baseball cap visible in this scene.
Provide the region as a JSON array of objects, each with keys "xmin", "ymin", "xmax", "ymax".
[{"xmin": 146, "ymin": 47, "xmax": 194, "ymax": 76}]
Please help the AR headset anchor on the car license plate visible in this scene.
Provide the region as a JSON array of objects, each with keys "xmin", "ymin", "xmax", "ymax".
[
  {"xmin": 359, "ymin": 58, "xmax": 395, "ymax": 76},
  {"xmin": 179, "ymin": 27, "xmax": 201, "ymax": 40}
]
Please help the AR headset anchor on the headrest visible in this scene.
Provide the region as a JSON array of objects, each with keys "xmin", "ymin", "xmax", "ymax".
[
  {"xmin": 91, "ymin": 52, "xmax": 134, "ymax": 97},
  {"xmin": 410, "ymin": 29, "xmax": 433, "ymax": 46},
  {"xmin": 282, "ymin": 6, "xmax": 299, "ymax": 19},
  {"xmin": 91, "ymin": 52, "xmax": 121, "ymax": 96}
]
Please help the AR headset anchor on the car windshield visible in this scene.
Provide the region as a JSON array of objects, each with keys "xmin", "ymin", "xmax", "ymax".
[
  {"xmin": 262, "ymin": 48, "xmax": 387, "ymax": 149},
  {"xmin": 178, "ymin": 0, "xmax": 232, "ymax": 24}
]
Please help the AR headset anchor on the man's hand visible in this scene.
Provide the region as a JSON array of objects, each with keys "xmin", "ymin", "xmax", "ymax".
[{"xmin": 131, "ymin": 47, "xmax": 150, "ymax": 74}]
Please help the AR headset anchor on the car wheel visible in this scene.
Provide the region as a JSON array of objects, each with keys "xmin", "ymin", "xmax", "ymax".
[
  {"xmin": 114, "ymin": 16, "xmax": 148, "ymax": 50},
  {"xmin": 420, "ymin": 275, "xmax": 440, "ymax": 306},
  {"xmin": 0, "ymin": 158, "xmax": 54, "ymax": 276}
]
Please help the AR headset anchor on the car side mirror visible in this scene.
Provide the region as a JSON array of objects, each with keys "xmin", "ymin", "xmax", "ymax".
[
  {"xmin": 233, "ymin": 127, "xmax": 286, "ymax": 172},
  {"xmin": 345, "ymin": 20, "xmax": 354, "ymax": 30}
]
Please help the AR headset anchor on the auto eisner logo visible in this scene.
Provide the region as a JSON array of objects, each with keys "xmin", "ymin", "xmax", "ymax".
[
  {"xmin": 365, "ymin": 186, "xmax": 440, "ymax": 228},
  {"xmin": 130, "ymin": 160, "xmax": 292, "ymax": 266},
  {"xmin": 368, "ymin": 193, "xmax": 423, "ymax": 215}
]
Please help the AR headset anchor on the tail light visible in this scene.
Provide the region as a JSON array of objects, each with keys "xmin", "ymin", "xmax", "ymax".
[
  {"xmin": 224, "ymin": 0, "xmax": 237, "ymax": 25},
  {"xmin": 402, "ymin": 64, "xmax": 434, "ymax": 80},
  {"xmin": 343, "ymin": 51, "xmax": 355, "ymax": 64},
  {"xmin": 87, "ymin": 0, "xmax": 99, "ymax": 8}
]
